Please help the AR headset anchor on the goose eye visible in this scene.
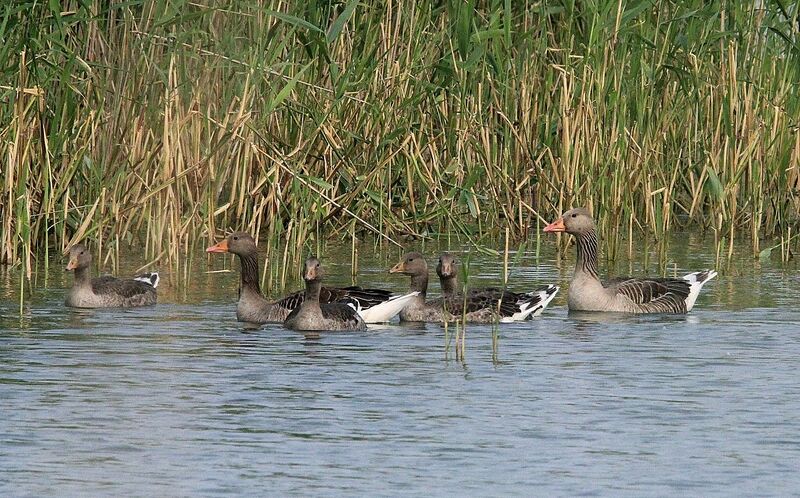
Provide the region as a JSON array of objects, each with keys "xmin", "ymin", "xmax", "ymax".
[
  {"xmin": 80, "ymin": 251, "xmax": 84, "ymax": 255},
  {"xmin": 233, "ymin": 236, "xmax": 239, "ymax": 240},
  {"xmin": 571, "ymin": 213, "xmax": 577, "ymax": 218}
]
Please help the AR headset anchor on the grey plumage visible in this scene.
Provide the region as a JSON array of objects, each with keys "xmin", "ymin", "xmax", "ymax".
[
  {"xmin": 607, "ymin": 277, "xmax": 692, "ymax": 313},
  {"xmin": 389, "ymin": 252, "xmax": 557, "ymax": 323},
  {"xmin": 284, "ymin": 300, "xmax": 365, "ymax": 331}
]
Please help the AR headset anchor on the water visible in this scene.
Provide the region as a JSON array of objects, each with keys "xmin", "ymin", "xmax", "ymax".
[{"xmin": 2, "ymin": 235, "xmax": 800, "ymax": 496}]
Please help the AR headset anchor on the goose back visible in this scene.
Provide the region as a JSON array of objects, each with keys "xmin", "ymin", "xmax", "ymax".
[
  {"xmin": 276, "ymin": 286, "xmax": 393, "ymax": 312},
  {"xmin": 284, "ymin": 301, "xmax": 365, "ymax": 331}
]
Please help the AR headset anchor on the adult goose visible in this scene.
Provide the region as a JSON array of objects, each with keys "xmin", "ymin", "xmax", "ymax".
[
  {"xmin": 543, "ymin": 208, "xmax": 717, "ymax": 313},
  {"xmin": 435, "ymin": 253, "xmax": 559, "ymax": 322},
  {"xmin": 206, "ymin": 232, "xmax": 417, "ymax": 323},
  {"xmin": 284, "ymin": 257, "xmax": 367, "ymax": 331},
  {"xmin": 65, "ymin": 243, "xmax": 159, "ymax": 308}
]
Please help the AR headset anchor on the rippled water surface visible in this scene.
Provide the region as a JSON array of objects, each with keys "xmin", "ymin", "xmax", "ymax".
[{"xmin": 2, "ymin": 235, "xmax": 800, "ymax": 496}]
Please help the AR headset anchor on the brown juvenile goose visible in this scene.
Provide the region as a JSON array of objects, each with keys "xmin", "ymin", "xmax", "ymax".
[
  {"xmin": 284, "ymin": 257, "xmax": 366, "ymax": 331},
  {"xmin": 435, "ymin": 253, "xmax": 559, "ymax": 322},
  {"xmin": 543, "ymin": 207, "xmax": 717, "ymax": 313},
  {"xmin": 207, "ymin": 232, "xmax": 416, "ymax": 323},
  {"xmin": 65, "ymin": 243, "xmax": 159, "ymax": 308}
]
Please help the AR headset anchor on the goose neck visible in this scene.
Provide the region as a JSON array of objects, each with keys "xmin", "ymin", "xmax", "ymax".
[
  {"xmin": 410, "ymin": 273, "xmax": 428, "ymax": 298},
  {"xmin": 439, "ymin": 274, "xmax": 458, "ymax": 297},
  {"xmin": 304, "ymin": 279, "xmax": 322, "ymax": 304},
  {"xmin": 72, "ymin": 266, "xmax": 91, "ymax": 287},
  {"xmin": 575, "ymin": 229, "xmax": 600, "ymax": 279},
  {"xmin": 238, "ymin": 251, "xmax": 262, "ymax": 296}
]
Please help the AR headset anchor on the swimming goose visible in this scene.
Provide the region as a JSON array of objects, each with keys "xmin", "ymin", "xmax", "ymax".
[
  {"xmin": 436, "ymin": 253, "xmax": 459, "ymax": 299},
  {"xmin": 206, "ymin": 232, "xmax": 416, "ymax": 323},
  {"xmin": 284, "ymin": 257, "xmax": 367, "ymax": 331},
  {"xmin": 389, "ymin": 252, "xmax": 452, "ymax": 322},
  {"xmin": 435, "ymin": 253, "xmax": 559, "ymax": 322},
  {"xmin": 543, "ymin": 207, "xmax": 717, "ymax": 313},
  {"xmin": 65, "ymin": 243, "xmax": 159, "ymax": 308}
]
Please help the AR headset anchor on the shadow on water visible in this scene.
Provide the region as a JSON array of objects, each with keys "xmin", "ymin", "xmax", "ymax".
[{"xmin": 1, "ymin": 233, "xmax": 799, "ymax": 495}]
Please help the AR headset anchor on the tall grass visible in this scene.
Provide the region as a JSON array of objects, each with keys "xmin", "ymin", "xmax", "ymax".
[{"xmin": 1, "ymin": 0, "xmax": 798, "ymax": 279}]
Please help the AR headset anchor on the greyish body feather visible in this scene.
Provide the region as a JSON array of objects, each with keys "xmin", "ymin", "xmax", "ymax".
[
  {"xmin": 397, "ymin": 294, "xmax": 456, "ymax": 322},
  {"xmin": 390, "ymin": 252, "xmax": 557, "ymax": 323},
  {"xmin": 284, "ymin": 300, "xmax": 365, "ymax": 331}
]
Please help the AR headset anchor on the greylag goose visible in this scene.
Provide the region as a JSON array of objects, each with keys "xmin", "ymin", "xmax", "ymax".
[
  {"xmin": 206, "ymin": 232, "xmax": 417, "ymax": 323},
  {"xmin": 389, "ymin": 252, "xmax": 451, "ymax": 322},
  {"xmin": 435, "ymin": 253, "xmax": 559, "ymax": 322},
  {"xmin": 436, "ymin": 253, "xmax": 459, "ymax": 299},
  {"xmin": 284, "ymin": 257, "xmax": 367, "ymax": 331},
  {"xmin": 65, "ymin": 243, "xmax": 159, "ymax": 308},
  {"xmin": 543, "ymin": 207, "xmax": 717, "ymax": 313}
]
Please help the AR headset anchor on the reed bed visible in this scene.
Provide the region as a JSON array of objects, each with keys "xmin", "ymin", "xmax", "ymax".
[{"xmin": 1, "ymin": 0, "xmax": 798, "ymax": 280}]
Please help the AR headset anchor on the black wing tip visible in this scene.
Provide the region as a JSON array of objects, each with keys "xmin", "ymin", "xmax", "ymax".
[
  {"xmin": 683, "ymin": 270, "xmax": 718, "ymax": 286},
  {"xmin": 530, "ymin": 284, "xmax": 558, "ymax": 298},
  {"xmin": 697, "ymin": 270, "xmax": 718, "ymax": 283}
]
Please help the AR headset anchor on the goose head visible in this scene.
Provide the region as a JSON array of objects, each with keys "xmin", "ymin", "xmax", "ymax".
[
  {"xmin": 206, "ymin": 232, "xmax": 258, "ymax": 256},
  {"xmin": 389, "ymin": 252, "xmax": 428, "ymax": 277},
  {"xmin": 436, "ymin": 253, "xmax": 457, "ymax": 279},
  {"xmin": 66, "ymin": 243, "xmax": 92, "ymax": 271},
  {"xmin": 543, "ymin": 207, "xmax": 596, "ymax": 236},
  {"xmin": 303, "ymin": 257, "xmax": 324, "ymax": 282}
]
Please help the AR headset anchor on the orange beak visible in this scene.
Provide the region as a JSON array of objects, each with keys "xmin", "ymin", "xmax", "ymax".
[
  {"xmin": 389, "ymin": 261, "xmax": 405, "ymax": 274},
  {"xmin": 543, "ymin": 218, "xmax": 566, "ymax": 233},
  {"xmin": 66, "ymin": 259, "xmax": 78, "ymax": 271},
  {"xmin": 206, "ymin": 239, "xmax": 229, "ymax": 253}
]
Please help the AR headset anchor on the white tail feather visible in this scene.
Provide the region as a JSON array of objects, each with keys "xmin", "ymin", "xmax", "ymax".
[
  {"xmin": 134, "ymin": 272, "xmax": 159, "ymax": 288},
  {"xmin": 357, "ymin": 291, "xmax": 420, "ymax": 323},
  {"xmin": 506, "ymin": 284, "xmax": 560, "ymax": 322},
  {"xmin": 683, "ymin": 270, "xmax": 717, "ymax": 311}
]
